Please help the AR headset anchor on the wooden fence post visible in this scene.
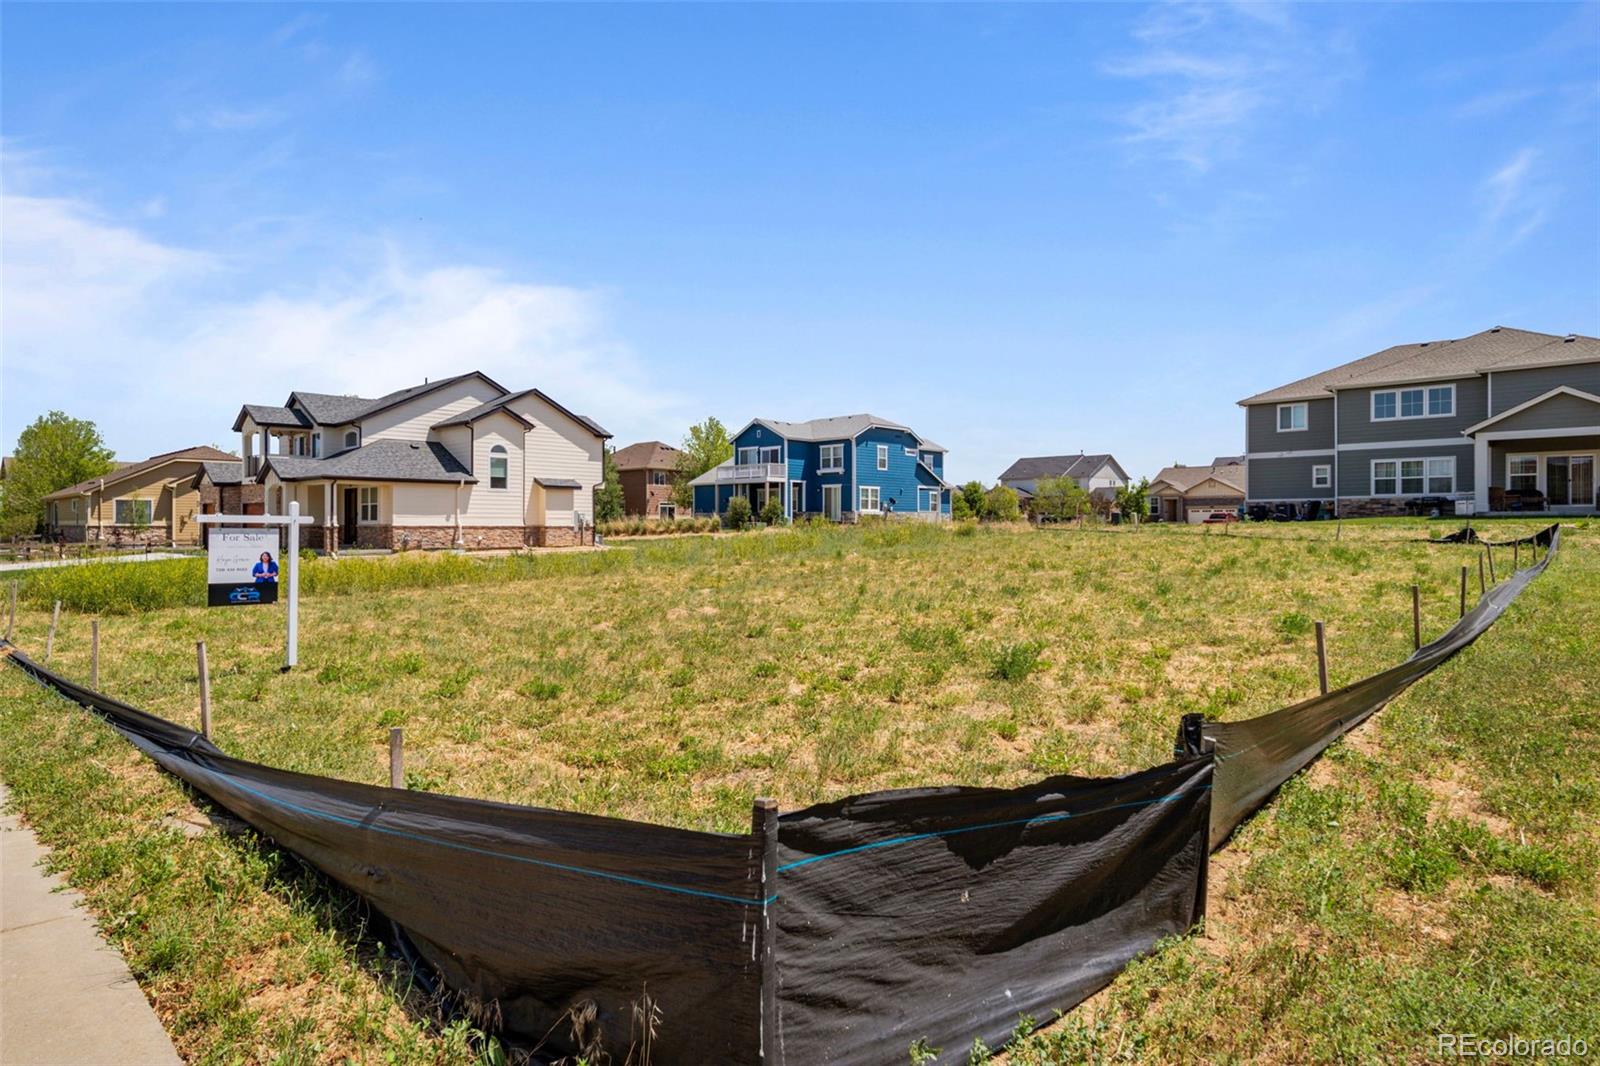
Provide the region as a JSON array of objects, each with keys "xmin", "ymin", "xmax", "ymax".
[
  {"xmin": 1479, "ymin": 553, "xmax": 1486, "ymax": 595},
  {"xmin": 389, "ymin": 727, "xmax": 405, "ymax": 789},
  {"xmin": 1315, "ymin": 621, "xmax": 1329, "ymax": 695},
  {"xmin": 90, "ymin": 620, "xmax": 99, "ymax": 689},
  {"xmin": 752, "ymin": 796, "xmax": 779, "ymax": 1063},
  {"xmin": 1459, "ymin": 565, "xmax": 1468, "ymax": 618},
  {"xmin": 196, "ymin": 641, "xmax": 212, "ymax": 741},
  {"xmin": 1513, "ymin": 540, "xmax": 1519, "ymax": 571},
  {"xmin": 45, "ymin": 601, "xmax": 60, "ymax": 663},
  {"xmin": 1411, "ymin": 584, "xmax": 1421, "ymax": 651}
]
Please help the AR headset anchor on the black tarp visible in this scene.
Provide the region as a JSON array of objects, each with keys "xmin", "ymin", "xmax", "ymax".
[
  {"xmin": 1187, "ymin": 524, "xmax": 1559, "ymax": 845},
  {"xmin": 772, "ymin": 758, "xmax": 1213, "ymax": 1065},
  {"xmin": 2, "ymin": 646, "xmax": 768, "ymax": 1062}
]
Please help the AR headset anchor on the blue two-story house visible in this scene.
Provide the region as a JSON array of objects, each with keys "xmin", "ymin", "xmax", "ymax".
[{"xmin": 690, "ymin": 414, "xmax": 952, "ymax": 521}]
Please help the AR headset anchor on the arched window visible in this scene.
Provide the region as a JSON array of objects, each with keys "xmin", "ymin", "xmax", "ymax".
[
  {"xmin": 489, "ymin": 445, "xmax": 508, "ymax": 489},
  {"xmin": 344, "ymin": 430, "xmax": 358, "ymax": 449}
]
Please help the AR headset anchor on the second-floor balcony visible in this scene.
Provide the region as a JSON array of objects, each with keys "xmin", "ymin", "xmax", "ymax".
[{"xmin": 717, "ymin": 462, "xmax": 786, "ymax": 483}]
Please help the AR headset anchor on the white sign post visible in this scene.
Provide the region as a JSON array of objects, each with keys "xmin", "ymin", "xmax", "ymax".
[{"xmin": 198, "ymin": 501, "xmax": 314, "ymax": 670}]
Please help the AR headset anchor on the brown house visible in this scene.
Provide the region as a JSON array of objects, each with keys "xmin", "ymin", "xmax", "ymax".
[
  {"xmin": 43, "ymin": 446, "xmax": 242, "ymax": 546},
  {"xmin": 612, "ymin": 441, "xmax": 683, "ymax": 518},
  {"xmin": 1148, "ymin": 457, "xmax": 1247, "ymax": 523}
]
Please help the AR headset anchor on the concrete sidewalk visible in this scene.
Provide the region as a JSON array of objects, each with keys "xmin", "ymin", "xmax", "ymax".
[
  {"xmin": 0, "ymin": 552, "xmax": 189, "ymax": 573},
  {"xmin": 0, "ymin": 783, "xmax": 181, "ymax": 1066}
]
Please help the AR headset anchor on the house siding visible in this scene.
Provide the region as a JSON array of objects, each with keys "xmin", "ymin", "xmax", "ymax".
[
  {"xmin": 508, "ymin": 394, "xmax": 604, "ymax": 527},
  {"xmin": 1334, "ymin": 377, "xmax": 1486, "ymax": 445},
  {"xmin": 1480, "ymin": 392, "xmax": 1600, "ymax": 434},
  {"xmin": 854, "ymin": 427, "xmax": 925, "ymax": 516},
  {"xmin": 362, "ymin": 378, "xmax": 503, "ymax": 444},
  {"xmin": 1245, "ymin": 397, "xmax": 1336, "ymax": 453},
  {"xmin": 458, "ymin": 414, "xmax": 525, "ymax": 526},
  {"xmin": 1336, "ymin": 442, "xmax": 1475, "ymax": 497},
  {"xmin": 1490, "ymin": 362, "xmax": 1600, "ymax": 415},
  {"xmin": 1245, "ymin": 455, "xmax": 1334, "ymax": 501}
]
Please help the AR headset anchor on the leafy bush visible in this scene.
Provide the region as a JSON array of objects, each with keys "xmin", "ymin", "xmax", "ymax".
[
  {"xmin": 989, "ymin": 640, "xmax": 1046, "ymax": 681},
  {"xmin": 981, "ymin": 486, "xmax": 1021, "ymax": 522},
  {"xmin": 759, "ymin": 495, "xmax": 786, "ymax": 527},
  {"xmin": 952, "ymin": 493, "xmax": 974, "ymax": 520},
  {"xmin": 724, "ymin": 496, "xmax": 754, "ymax": 530}
]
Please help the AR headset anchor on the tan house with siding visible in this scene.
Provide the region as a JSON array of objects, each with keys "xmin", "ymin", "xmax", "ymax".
[
  {"xmin": 1148, "ymin": 457, "xmax": 1247, "ymax": 523},
  {"xmin": 43, "ymin": 446, "xmax": 241, "ymax": 546},
  {"xmin": 232, "ymin": 371, "xmax": 610, "ymax": 551}
]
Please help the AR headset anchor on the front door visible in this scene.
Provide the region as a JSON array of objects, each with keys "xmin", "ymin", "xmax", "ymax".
[
  {"xmin": 791, "ymin": 481, "xmax": 805, "ymax": 517},
  {"xmin": 1545, "ymin": 455, "xmax": 1596, "ymax": 508},
  {"xmin": 341, "ymin": 487, "xmax": 359, "ymax": 546},
  {"xmin": 822, "ymin": 484, "xmax": 842, "ymax": 522}
]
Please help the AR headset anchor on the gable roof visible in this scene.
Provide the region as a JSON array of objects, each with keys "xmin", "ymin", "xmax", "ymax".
[
  {"xmin": 1150, "ymin": 461, "xmax": 1247, "ymax": 496},
  {"xmin": 196, "ymin": 461, "xmax": 246, "ymax": 486},
  {"xmin": 44, "ymin": 446, "xmax": 240, "ymax": 501},
  {"xmin": 997, "ymin": 453, "xmax": 1124, "ymax": 483},
  {"xmin": 261, "ymin": 439, "xmax": 475, "ymax": 484},
  {"xmin": 1461, "ymin": 385, "xmax": 1600, "ymax": 436},
  {"xmin": 434, "ymin": 388, "xmax": 611, "ymax": 439},
  {"xmin": 740, "ymin": 413, "xmax": 945, "ymax": 451},
  {"xmin": 1239, "ymin": 327, "xmax": 1599, "ymax": 405},
  {"xmin": 612, "ymin": 440, "xmax": 681, "ymax": 471},
  {"xmin": 235, "ymin": 372, "xmax": 512, "ymax": 432}
]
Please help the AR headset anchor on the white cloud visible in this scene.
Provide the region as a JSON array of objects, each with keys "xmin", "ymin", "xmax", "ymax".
[
  {"xmin": 1483, "ymin": 147, "xmax": 1535, "ymax": 222},
  {"xmin": 1102, "ymin": 3, "xmax": 1357, "ymax": 172},
  {"xmin": 177, "ymin": 105, "xmax": 289, "ymax": 132},
  {"xmin": 2, "ymin": 189, "xmax": 679, "ymax": 454}
]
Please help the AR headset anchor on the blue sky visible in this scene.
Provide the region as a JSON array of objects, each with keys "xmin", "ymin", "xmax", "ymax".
[{"xmin": 4, "ymin": 2, "xmax": 1597, "ymax": 482}]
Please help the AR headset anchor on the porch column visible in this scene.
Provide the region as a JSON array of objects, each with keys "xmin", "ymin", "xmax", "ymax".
[
  {"xmin": 326, "ymin": 482, "xmax": 336, "ymax": 555},
  {"xmin": 1474, "ymin": 436, "xmax": 1490, "ymax": 512}
]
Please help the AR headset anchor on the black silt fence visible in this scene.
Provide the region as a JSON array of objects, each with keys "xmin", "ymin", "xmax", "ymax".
[{"xmin": 1, "ymin": 523, "xmax": 1559, "ymax": 1063}]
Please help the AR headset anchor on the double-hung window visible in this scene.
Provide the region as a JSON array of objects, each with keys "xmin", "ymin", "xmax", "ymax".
[
  {"xmin": 819, "ymin": 443, "xmax": 843, "ymax": 473},
  {"xmin": 488, "ymin": 445, "xmax": 508, "ymax": 489},
  {"xmin": 1508, "ymin": 456, "xmax": 1538, "ymax": 492},
  {"xmin": 1372, "ymin": 460, "xmax": 1398, "ymax": 496},
  {"xmin": 1311, "ymin": 464, "xmax": 1331, "ymax": 489},
  {"xmin": 859, "ymin": 485, "xmax": 881, "ymax": 513},
  {"xmin": 1425, "ymin": 457, "xmax": 1455, "ymax": 494},
  {"xmin": 1373, "ymin": 385, "xmax": 1453, "ymax": 420},
  {"xmin": 358, "ymin": 487, "xmax": 379, "ymax": 522},
  {"xmin": 877, "ymin": 444, "xmax": 889, "ymax": 471},
  {"xmin": 737, "ymin": 447, "xmax": 758, "ymax": 465},
  {"xmin": 1277, "ymin": 403, "xmax": 1307, "ymax": 431},
  {"xmin": 760, "ymin": 446, "xmax": 781, "ymax": 464}
]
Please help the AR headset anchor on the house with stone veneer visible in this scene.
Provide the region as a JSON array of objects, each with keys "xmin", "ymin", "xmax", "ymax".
[
  {"xmin": 1240, "ymin": 327, "xmax": 1600, "ymax": 517},
  {"xmin": 43, "ymin": 446, "xmax": 239, "ymax": 546},
  {"xmin": 231, "ymin": 372, "xmax": 610, "ymax": 551}
]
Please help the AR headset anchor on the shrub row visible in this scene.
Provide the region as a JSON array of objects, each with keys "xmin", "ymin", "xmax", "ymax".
[{"xmin": 597, "ymin": 516, "xmax": 722, "ymax": 537}]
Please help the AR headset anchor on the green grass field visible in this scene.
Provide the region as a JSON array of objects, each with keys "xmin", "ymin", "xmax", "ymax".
[{"xmin": 1, "ymin": 518, "xmax": 1594, "ymax": 1064}]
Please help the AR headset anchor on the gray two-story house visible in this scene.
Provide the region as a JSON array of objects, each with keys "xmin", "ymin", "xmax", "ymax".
[{"xmin": 1240, "ymin": 327, "xmax": 1600, "ymax": 516}]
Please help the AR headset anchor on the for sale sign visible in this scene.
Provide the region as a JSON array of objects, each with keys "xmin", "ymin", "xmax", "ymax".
[{"xmin": 207, "ymin": 529, "xmax": 282, "ymax": 607}]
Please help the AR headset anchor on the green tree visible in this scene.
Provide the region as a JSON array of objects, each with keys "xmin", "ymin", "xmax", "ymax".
[
  {"xmin": 951, "ymin": 492, "xmax": 974, "ymax": 521},
  {"xmin": 594, "ymin": 446, "xmax": 625, "ymax": 522},
  {"xmin": 672, "ymin": 417, "xmax": 735, "ymax": 510},
  {"xmin": 1115, "ymin": 477, "xmax": 1151, "ymax": 525},
  {"xmin": 959, "ymin": 481, "xmax": 987, "ymax": 517},
  {"xmin": 0, "ymin": 412, "xmax": 116, "ymax": 538},
  {"xmin": 981, "ymin": 485, "xmax": 1021, "ymax": 522},
  {"xmin": 1031, "ymin": 476, "xmax": 1091, "ymax": 522}
]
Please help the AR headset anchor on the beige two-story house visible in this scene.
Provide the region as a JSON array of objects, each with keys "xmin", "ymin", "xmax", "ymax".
[
  {"xmin": 1240, "ymin": 327, "xmax": 1599, "ymax": 517},
  {"xmin": 233, "ymin": 372, "xmax": 610, "ymax": 551}
]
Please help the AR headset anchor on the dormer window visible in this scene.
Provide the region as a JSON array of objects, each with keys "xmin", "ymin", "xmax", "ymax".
[
  {"xmin": 311, "ymin": 432, "xmax": 321, "ymax": 458},
  {"xmin": 489, "ymin": 445, "xmax": 508, "ymax": 489},
  {"xmin": 344, "ymin": 430, "xmax": 359, "ymax": 449}
]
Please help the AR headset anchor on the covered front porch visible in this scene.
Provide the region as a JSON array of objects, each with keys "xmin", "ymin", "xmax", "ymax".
[
  {"xmin": 266, "ymin": 478, "xmax": 393, "ymax": 552},
  {"xmin": 1467, "ymin": 386, "xmax": 1600, "ymax": 515}
]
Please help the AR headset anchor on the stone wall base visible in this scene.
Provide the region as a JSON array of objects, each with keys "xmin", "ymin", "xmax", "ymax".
[
  {"xmin": 1336, "ymin": 497, "xmax": 1412, "ymax": 518},
  {"xmin": 59, "ymin": 525, "xmax": 171, "ymax": 546}
]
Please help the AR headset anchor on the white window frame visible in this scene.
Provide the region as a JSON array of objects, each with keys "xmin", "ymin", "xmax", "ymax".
[
  {"xmin": 1506, "ymin": 455, "xmax": 1539, "ymax": 493},
  {"xmin": 791, "ymin": 480, "xmax": 805, "ymax": 513},
  {"xmin": 1370, "ymin": 456, "xmax": 1454, "ymax": 496},
  {"xmin": 358, "ymin": 486, "xmax": 380, "ymax": 523},
  {"xmin": 488, "ymin": 444, "xmax": 509, "ymax": 489},
  {"xmin": 1371, "ymin": 384, "xmax": 1454, "ymax": 421},
  {"xmin": 905, "ymin": 446, "xmax": 918, "ymax": 458},
  {"xmin": 760, "ymin": 446, "xmax": 781, "ymax": 464},
  {"xmin": 657, "ymin": 502, "xmax": 676, "ymax": 520},
  {"xmin": 877, "ymin": 444, "xmax": 889, "ymax": 471},
  {"xmin": 70, "ymin": 498, "xmax": 80, "ymax": 517},
  {"xmin": 114, "ymin": 498, "xmax": 153, "ymax": 525},
  {"xmin": 344, "ymin": 429, "xmax": 359, "ymax": 449},
  {"xmin": 859, "ymin": 485, "xmax": 881, "ymax": 513},
  {"xmin": 1311, "ymin": 464, "xmax": 1331, "ymax": 489},
  {"xmin": 819, "ymin": 443, "xmax": 844, "ymax": 473},
  {"xmin": 737, "ymin": 447, "xmax": 759, "ymax": 465},
  {"xmin": 649, "ymin": 470, "xmax": 668, "ymax": 486},
  {"xmin": 1277, "ymin": 403, "xmax": 1308, "ymax": 432}
]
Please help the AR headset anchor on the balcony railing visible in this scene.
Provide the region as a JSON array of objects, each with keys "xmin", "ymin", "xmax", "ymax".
[{"xmin": 717, "ymin": 463, "xmax": 786, "ymax": 483}]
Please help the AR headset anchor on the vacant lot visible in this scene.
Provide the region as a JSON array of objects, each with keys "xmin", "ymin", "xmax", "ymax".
[{"xmin": 2, "ymin": 518, "xmax": 1593, "ymax": 1063}]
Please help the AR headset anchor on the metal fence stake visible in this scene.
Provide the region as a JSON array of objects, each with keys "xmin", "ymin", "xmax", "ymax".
[
  {"xmin": 45, "ymin": 601, "xmax": 60, "ymax": 663},
  {"xmin": 390, "ymin": 727, "xmax": 405, "ymax": 789},
  {"xmin": 1315, "ymin": 621, "xmax": 1329, "ymax": 695},
  {"xmin": 1411, "ymin": 584, "xmax": 1421, "ymax": 651},
  {"xmin": 197, "ymin": 641, "xmax": 212, "ymax": 741},
  {"xmin": 752, "ymin": 797, "xmax": 779, "ymax": 1063}
]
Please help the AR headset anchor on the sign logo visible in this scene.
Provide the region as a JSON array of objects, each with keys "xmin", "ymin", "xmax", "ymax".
[{"xmin": 207, "ymin": 529, "xmax": 282, "ymax": 607}]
